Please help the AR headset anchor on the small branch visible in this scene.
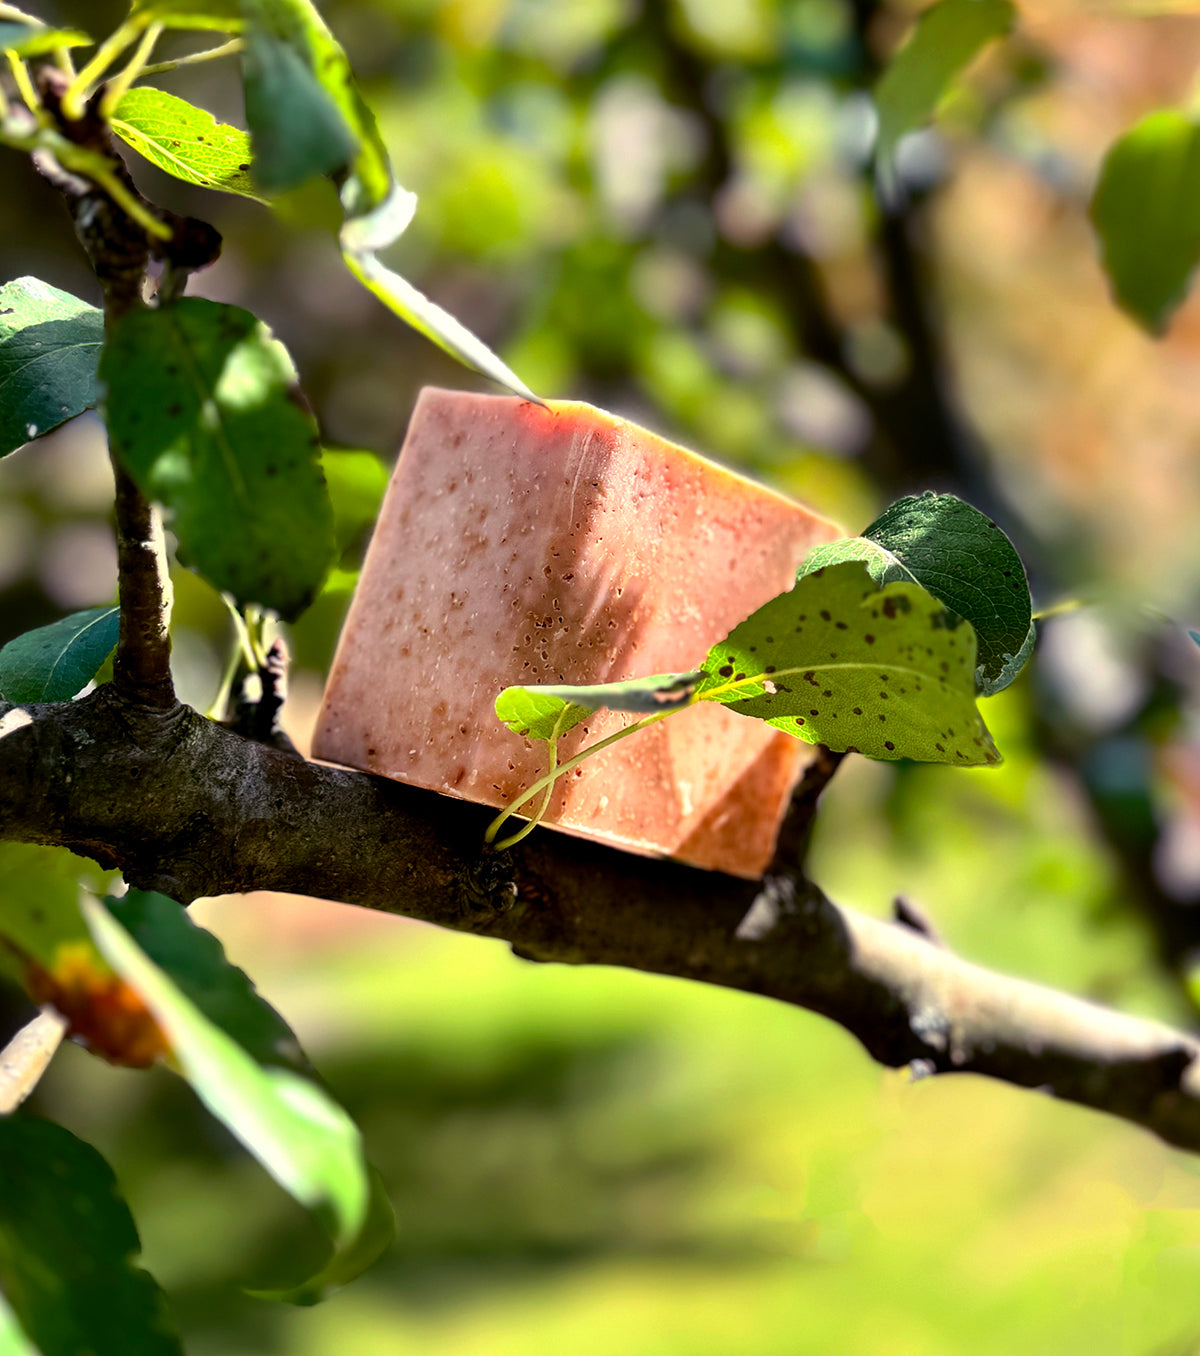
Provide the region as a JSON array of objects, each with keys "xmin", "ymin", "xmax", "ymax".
[
  {"xmin": 111, "ymin": 462, "xmax": 175, "ymax": 709},
  {"xmin": 0, "ymin": 1009, "xmax": 68, "ymax": 1114},
  {"xmin": 3, "ymin": 692, "xmax": 1200, "ymax": 1152}
]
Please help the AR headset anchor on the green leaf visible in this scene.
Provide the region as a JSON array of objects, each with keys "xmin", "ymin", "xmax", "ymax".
[
  {"xmin": 100, "ymin": 298, "xmax": 336, "ymax": 620},
  {"xmin": 799, "ymin": 493, "xmax": 1034, "ymax": 695},
  {"xmin": 321, "ymin": 446, "xmax": 389, "ymax": 555},
  {"xmin": 249, "ymin": 1166, "xmax": 395, "ymax": 1305},
  {"xmin": 496, "ymin": 671, "xmax": 703, "ymax": 741},
  {"xmin": 0, "ymin": 845, "xmax": 163, "ymax": 1066},
  {"xmin": 126, "ymin": 0, "xmax": 242, "ymax": 31},
  {"xmin": 111, "ymin": 87, "xmax": 263, "ymax": 201},
  {"xmin": 341, "ymin": 193, "xmax": 543, "ymax": 404},
  {"xmin": 696, "ymin": 561, "xmax": 1000, "ymax": 766},
  {"xmin": 242, "ymin": 24, "xmax": 357, "ymax": 193},
  {"xmin": 874, "ymin": 0, "xmax": 1015, "ymax": 163},
  {"xmin": 0, "ymin": 276, "xmax": 103, "ymax": 458},
  {"xmin": 0, "ymin": 1117, "xmax": 182, "ymax": 1356},
  {"xmin": 494, "ymin": 688, "xmax": 590, "ymax": 743},
  {"xmin": 104, "ymin": 890, "xmax": 308, "ymax": 1073},
  {"xmin": 1090, "ymin": 109, "xmax": 1200, "ymax": 333},
  {"xmin": 83, "ymin": 898, "xmax": 392, "ymax": 1303},
  {"xmin": 0, "ymin": 606, "xmax": 118, "ymax": 703},
  {"xmin": 240, "ymin": 0, "xmax": 390, "ymax": 211},
  {"xmin": 0, "ymin": 1292, "xmax": 40, "ymax": 1356},
  {"xmin": 0, "ymin": 23, "xmax": 91, "ymax": 56}
]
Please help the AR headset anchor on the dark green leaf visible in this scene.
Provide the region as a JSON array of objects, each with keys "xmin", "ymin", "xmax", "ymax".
[
  {"xmin": 321, "ymin": 447, "xmax": 389, "ymax": 554},
  {"xmin": 1090, "ymin": 109, "xmax": 1200, "ymax": 333},
  {"xmin": 242, "ymin": 24, "xmax": 357, "ymax": 193},
  {"xmin": 696, "ymin": 561, "xmax": 999, "ymax": 766},
  {"xmin": 112, "ymin": 87, "xmax": 263, "ymax": 201},
  {"xmin": 874, "ymin": 0, "xmax": 1014, "ymax": 163},
  {"xmin": 240, "ymin": 0, "xmax": 390, "ymax": 210},
  {"xmin": 0, "ymin": 1117, "xmax": 182, "ymax": 1356},
  {"xmin": 100, "ymin": 298, "xmax": 335, "ymax": 620},
  {"xmin": 496, "ymin": 671, "xmax": 702, "ymax": 741},
  {"xmin": 341, "ymin": 192, "xmax": 542, "ymax": 403},
  {"xmin": 0, "ymin": 277, "xmax": 103, "ymax": 458},
  {"xmin": 0, "ymin": 23, "xmax": 91, "ymax": 56},
  {"xmin": 127, "ymin": 0, "xmax": 242, "ymax": 31},
  {"xmin": 800, "ymin": 493, "xmax": 1034, "ymax": 695},
  {"xmin": 0, "ymin": 606, "xmax": 118, "ymax": 703},
  {"xmin": 84, "ymin": 899, "xmax": 390, "ymax": 1303},
  {"xmin": 105, "ymin": 889, "xmax": 308, "ymax": 1073}
]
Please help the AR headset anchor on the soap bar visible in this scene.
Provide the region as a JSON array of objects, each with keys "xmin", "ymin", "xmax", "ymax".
[{"xmin": 313, "ymin": 388, "xmax": 842, "ymax": 878}]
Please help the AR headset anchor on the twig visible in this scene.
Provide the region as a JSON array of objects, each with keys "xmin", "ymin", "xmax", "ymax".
[
  {"xmin": 0, "ymin": 1010, "xmax": 68, "ymax": 1114},
  {"xmin": 111, "ymin": 462, "xmax": 175, "ymax": 709}
]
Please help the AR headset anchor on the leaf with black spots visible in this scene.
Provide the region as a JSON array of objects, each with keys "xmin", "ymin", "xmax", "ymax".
[
  {"xmin": 112, "ymin": 87, "xmax": 263, "ymax": 200},
  {"xmin": 697, "ymin": 561, "xmax": 999, "ymax": 766}
]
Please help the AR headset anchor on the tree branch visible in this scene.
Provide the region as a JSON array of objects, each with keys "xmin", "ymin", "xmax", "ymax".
[{"xmin": 2, "ymin": 689, "xmax": 1198, "ymax": 1152}]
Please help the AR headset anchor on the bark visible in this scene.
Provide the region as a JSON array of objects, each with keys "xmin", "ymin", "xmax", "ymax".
[{"xmin": 1, "ymin": 688, "xmax": 1198, "ymax": 1154}]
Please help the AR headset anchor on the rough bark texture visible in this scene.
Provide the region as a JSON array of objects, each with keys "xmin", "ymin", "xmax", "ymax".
[{"xmin": 2, "ymin": 688, "xmax": 1198, "ymax": 1153}]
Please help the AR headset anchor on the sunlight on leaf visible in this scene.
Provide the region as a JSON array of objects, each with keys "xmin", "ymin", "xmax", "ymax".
[
  {"xmin": 0, "ymin": 276, "xmax": 103, "ymax": 458},
  {"xmin": 0, "ymin": 606, "xmax": 118, "ymax": 703},
  {"xmin": 112, "ymin": 87, "xmax": 263, "ymax": 200},
  {"xmin": 697, "ymin": 561, "xmax": 999, "ymax": 765}
]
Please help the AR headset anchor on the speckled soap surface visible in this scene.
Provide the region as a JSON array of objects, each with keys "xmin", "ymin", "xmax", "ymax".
[{"xmin": 313, "ymin": 388, "xmax": 842, "ymax": 878}]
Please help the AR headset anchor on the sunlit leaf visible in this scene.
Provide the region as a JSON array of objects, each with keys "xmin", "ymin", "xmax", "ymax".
[
  {"xmin": 1091, "ymin": 109, "xmax": 1200, "ymax": 333},
  {"xmin": 100, "ymin": 298, "xmax": 335, "ymax": 620},
  {"xmin": 112, "ymin": 87, "xmax": 263, "ymax": 201},
  {"xmin": 495, "ymin": 671, "xmax": 702, "ymax": 742},
  {"xmin": 0, "ymin": 276, "xmax": 102, "ymax": 458},
  {"xmin": 494, "ymin": 687, "xmax": 590, "ymax": 743},
  {"xmin": 874, "ymin": 0, "xmax": 1015, "ymax": 163},
  {"xmin": 0, "ymin": 1117, "xmax": 182, "ymax": 1356},
  {"xmin": 0, "ymin": 1292, "xmax": 40, "ymax": 1356},
  {"xmin": 342, "ymin": 196, "xmax": 542, "ymax": 403},
  {"xmin": 799, "ymin": 493, "xmax": 1034, "ymax": 695},
  {"xmin": 0, "ymin": 23, "xmax": 91, "ymax": 56},
  {"xmin": 126, "ymin": 0, "xmax": 242, "ymax": 31},
  {"xmin": 696, "ymin": 561, "xmax": 1000, "ymax": 765},
  {"xmin": 84, "ymin": 898, "xmax": 391, "ymax": 1303},
  {"xmin": 0, "ymin": 606, "xmax": 118, "ymax": 703}
]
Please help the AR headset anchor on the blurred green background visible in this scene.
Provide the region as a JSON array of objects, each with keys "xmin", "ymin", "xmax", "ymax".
[{"xmin": 8, "ymin": 0, "xmax": 1200, "ymax": 1351}]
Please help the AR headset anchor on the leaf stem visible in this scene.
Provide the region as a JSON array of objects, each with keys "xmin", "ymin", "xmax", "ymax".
[
  {"xmin": 97, "ymin": 19, "xmax": 163, "ymax": 120},
  {"xmin": 140, "ymin": 37, "xmax": 243, "ymax": 77},
  {"xmin": 485, "ymin": 707, "xmax": 678, "ymax": 848},
  {"xmin": 5, "ymin": 50, "xmax": 38, "ymax": 113},
  {"xmin": 60, "ymin": 18, "xmax": 141, "ymax": 121},
  {"xmin": 0, "ymin": 3, "xmax": 43, "ymax": 22}
]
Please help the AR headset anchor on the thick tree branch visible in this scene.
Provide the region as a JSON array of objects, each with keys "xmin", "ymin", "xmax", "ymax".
[{"xmin": 1, "ymin": 690, "xmax": 1198, "ymax": 1153}]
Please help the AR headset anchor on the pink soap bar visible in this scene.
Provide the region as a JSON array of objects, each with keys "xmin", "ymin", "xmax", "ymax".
[{"xmin": 313, "ymin": 388, "xmax": 842, "ymax": 878}]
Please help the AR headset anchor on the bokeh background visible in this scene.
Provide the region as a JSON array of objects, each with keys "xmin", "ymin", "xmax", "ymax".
[{"xmin": 7, "ymin": 0, "xmax": 1200, "ymax": 1351}]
